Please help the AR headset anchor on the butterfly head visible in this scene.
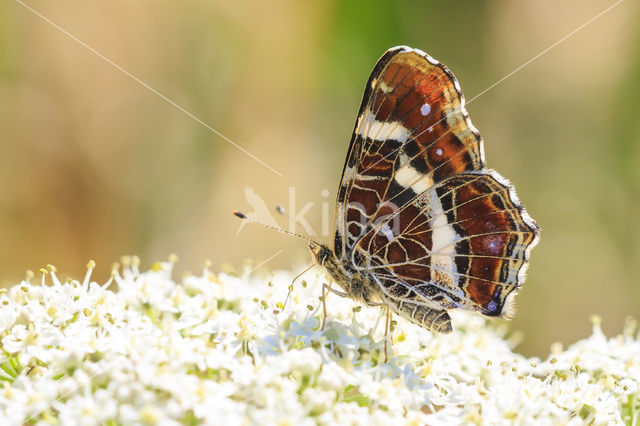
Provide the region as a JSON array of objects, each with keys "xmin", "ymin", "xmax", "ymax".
[
  {"xmin": 308, "ymin": 241, "xmax": 334, "ymax": 267},
  {"xmin": 309, "ymin": 241, "xmax": 347, "ymax": 284},
  {"xmin": 308, "ymin": 240, "xmax": 355, "ymax": 297},
  {"xmin": 308, "ymin": 240, "xmax": 375, "ymax": 305}
]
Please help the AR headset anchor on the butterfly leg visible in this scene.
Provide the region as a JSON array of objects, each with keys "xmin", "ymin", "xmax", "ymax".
[
  {"xmin": 321, "ymin": 282, "xmax": 349, "ymax": 329},
  {"xmin": 384, "ymin": 307, "xmax": 392, "ymax": 363},
  {"xmin": 283, "ymin": 263, "xmax": 316, "ymax": 310}
]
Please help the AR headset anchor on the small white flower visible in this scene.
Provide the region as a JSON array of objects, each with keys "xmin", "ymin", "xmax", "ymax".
[
  {"xmin": 317, "ymin": 361, "xmax": 350, "ymax": 391},
  {"xmin": 289, "ymin": 347, "xmax": 322, "ymax": 377},
  {"xmin": 0, "ymin": 261, "xmax": 637, "ymax": 425},
  {"xmin": 301, "ymin": 387, "xmax": 336, "ymax": 414}
]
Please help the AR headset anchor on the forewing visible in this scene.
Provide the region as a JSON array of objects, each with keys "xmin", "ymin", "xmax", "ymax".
[{"xmin": 334, "ymin": 46, "xmax": 484, "ymax": 259}]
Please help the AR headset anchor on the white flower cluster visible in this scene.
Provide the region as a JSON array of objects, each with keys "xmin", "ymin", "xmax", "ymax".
[{"xmin": 0, "ymin": 258, "xmax": 638, "ymax": 425}]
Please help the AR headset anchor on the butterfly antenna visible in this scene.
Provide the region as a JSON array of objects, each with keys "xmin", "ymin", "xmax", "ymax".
[
  {"xmin": 233, "ymin": 211, "xmax": 316, "ymax": 244},
  {"xmin": 273, "ymin": 205, "xmax": 319, "ymax": 239}
]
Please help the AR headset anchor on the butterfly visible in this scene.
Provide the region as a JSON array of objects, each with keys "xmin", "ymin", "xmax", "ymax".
[
  {"xmin": 307, "ymin": 45, "xmax": 540, "ymax": 334},
  {"xmin": 237, "ymin": 46, "xmax": 540, "ymax": 334}
]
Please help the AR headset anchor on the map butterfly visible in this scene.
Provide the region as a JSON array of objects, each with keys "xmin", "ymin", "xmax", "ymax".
[{"xmin": 239, "ymin": 46, "xmax": 540, "ymax": 333}]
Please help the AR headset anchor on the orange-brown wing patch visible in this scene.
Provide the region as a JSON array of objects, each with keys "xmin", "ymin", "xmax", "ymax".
[
  {"xmin": 435, "ymin": 172, "xmax": 539, "ymax": 315},
  {"xmin": 335, "ymin": 47, "xmax": 486, "ymax": 260}
]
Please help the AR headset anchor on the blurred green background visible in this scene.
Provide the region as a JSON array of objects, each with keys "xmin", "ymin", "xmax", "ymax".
[{"xmin": 1, "ymin": 0, "xmax": 638, "ymax": 356}]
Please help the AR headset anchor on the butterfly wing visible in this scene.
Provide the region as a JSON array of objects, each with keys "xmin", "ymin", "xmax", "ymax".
[
  {"xmin": 335, "ymin": 46, "xmax": 485, "ymax": 258},
  {"xmin": 334, "ymin": 46, "xmax": 539, "ymax": 329}
]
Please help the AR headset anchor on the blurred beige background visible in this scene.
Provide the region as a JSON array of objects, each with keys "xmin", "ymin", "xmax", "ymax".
[{"xmin": 1, "ymin": 0, "xmax": 638, "ymax": 356}]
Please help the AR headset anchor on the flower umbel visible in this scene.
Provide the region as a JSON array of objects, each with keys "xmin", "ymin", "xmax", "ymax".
[{"xmin": 0, "ymin": 259, "xmax": 638, "ymax": 425}]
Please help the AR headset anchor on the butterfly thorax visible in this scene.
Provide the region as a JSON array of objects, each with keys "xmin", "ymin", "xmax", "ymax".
[{"xmin": 309, "ymin": 242, "xmax": 379, "ymax": 305}]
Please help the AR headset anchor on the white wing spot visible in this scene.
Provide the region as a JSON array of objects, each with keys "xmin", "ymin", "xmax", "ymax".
[
  {"xmin": 428, "ymin": 126, "xmax": 433, "ymax": 133},
  {"xmin": 435, "ymin": 148, "xmax": 443, "ymax": 156},
  {"xmin": 379, "ymin": 81, "xmax": 392, "ymax": 93},
  {"xmin": 420, "ymin": 103, "xmax": 431, "ymax": 116},
  {"xmin": 395, "ymin": 164, "xmax": 434, "ymax": 194},
  {"xmin": 428, "ymin": 186, "xmax": 460, "ymax": 289},
  {"xmin": 378, "ymin": 223, "xmax": 395, "ymax": 242},
  {"xmin": 358, "ymin": 110, "xmax": 410, "ymax": 143}
]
